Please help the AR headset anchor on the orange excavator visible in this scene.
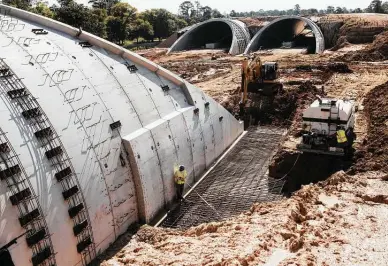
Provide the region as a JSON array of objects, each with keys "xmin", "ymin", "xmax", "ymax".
[{"xmin": 239, "ymin": 54, "xmax": 282, "ymax": 128}]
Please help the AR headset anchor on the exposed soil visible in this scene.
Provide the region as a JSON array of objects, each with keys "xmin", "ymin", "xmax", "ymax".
[
  {"xmin": 318, "ymin": 14, "xmax": 388, "ymax": 48},
  {"xmin": 350, "ymin": 82, "xmax": 388, "ymax": 174},
  {"xmin": 340, "ymin": 30, "xmax": 388, "ymax": 61}
]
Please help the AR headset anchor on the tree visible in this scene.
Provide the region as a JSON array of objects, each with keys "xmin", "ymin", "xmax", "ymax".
[
  {"xmin": 30, "ymin": 2, "xmax": 54, "ymax": 18},
  {"xmin": 178, "ymin": 1, "xmax": 194, "ymax": 21},
  {"xmin": 201, "ymin": 6, "xmax": 212, "ymax": 21},
  {"xmin": 367, "ymin": 0, "xmax": 384, "ymax": 13},
  {"xmin": 88, "ymin": 0, "xmax": 118, "ymax": 13},
  {"xmin": 54, "ymin": 0, "xmax": 106, "ymax": 37},
  {"xmin": 106, "ymin": 16, "xmax": 123, "ymax": 43},
  {"xmin": 306, "ymin": 8, "xmax": 318, "ymax": 15},
  {"xmin": 294, "ymin": 4, "xmax": 301, "ymax": 15},
  {"xmin": 175, "ymin": 17, "xmax": 188, "ymax": 29},
  {"xmin": 212, "ymin": 9, "xmax": 223, "ymax": 18},
  {"xmin": 132, "ymin": 18, "xmax": 154, "ymax": 42},
  {"xmin": 192, "ymin": 1, "xmax": 203, "ymax": 21},
  {"xmin": 335, "ymin": 7, "xmax": 344, "ymax": 13},
  {"xmin": 140, "ymin": 9, "xmax": 183, "ymax": 40},
  {"xmin": 87, "ymin": 8, "xmax": 107, "ymax": 37},
  {"xmin": 353, "ymin": 8, "xmax": 363, "ymax": 13},
  {"xmin": 326, "ymin": 6, "xmax": 335, "ymax": 13},
  {"xmin": 153, "ymin": 9, "xmax": 177, "ymax": 40},
  {"xmin": 230, "ymin": 10, "xmax": 237, "ymax": 17},
  {"xmin": 105, "ymin": 3, "xmax": 137, "ymax": 44},
  {"xmin": 3, "ymin": 0, "xmax": 32, "ymax": 9},
  {"xmin": 110, "ymin": 2, "xmax": 137, "ymax": 18},
  {"xmin": 383, "ymin": 1, "xmax": 388, "ymax": 12}
]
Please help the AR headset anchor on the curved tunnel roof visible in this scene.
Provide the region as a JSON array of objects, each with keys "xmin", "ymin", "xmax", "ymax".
[
  {"xmin": 245, "ymin": 16, "xmax": 325, "ymax": 54},
  {"xmin": 168, "ymin": 18, "xmax": 250, "ymax": 55},
  {"xmin": 0, "ymin": 5, "xmax": 243, "ymax": 266}
]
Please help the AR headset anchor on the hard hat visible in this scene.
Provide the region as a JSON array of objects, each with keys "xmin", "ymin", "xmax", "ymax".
[{"xmin": 179, "ymin": 165, "xmax": 185, "ymax": 171}]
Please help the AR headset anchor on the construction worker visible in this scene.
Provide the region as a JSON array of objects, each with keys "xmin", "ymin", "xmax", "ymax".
[{"xmin": 174, "ymin": 164, "xmax": 187, "ymax": 201}]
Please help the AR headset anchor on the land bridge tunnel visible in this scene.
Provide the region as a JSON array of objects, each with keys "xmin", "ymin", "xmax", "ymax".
[{"xmin": 245, "ymin": 16, "xmax": 325, "ymax": 54}]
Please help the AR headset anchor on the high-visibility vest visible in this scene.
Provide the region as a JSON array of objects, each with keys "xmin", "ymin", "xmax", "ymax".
[
  {"xmin": 174, "ymin": 168, "xmax": 187, "ymax": 184},
  {"xmin": 337, "ymin": 129, "xmax": 347, "ymax": 144}
]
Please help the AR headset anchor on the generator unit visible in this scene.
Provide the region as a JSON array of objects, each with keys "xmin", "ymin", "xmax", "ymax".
[{"xmin": 297, "ymin": 96, "xmax": 357, "ymax": 156}]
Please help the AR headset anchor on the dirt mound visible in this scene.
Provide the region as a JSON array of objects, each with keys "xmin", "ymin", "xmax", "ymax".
[
  {"xmin": 159, "ymin": 59, "xmax": 232, "ymax": 84},
  {"xmin": 319, "ymin": 14, "xmax": 388, "ymax": 48},
  {"xmin": 137, "ymin": 48, "xmax": 168, "ymax": 61},
  {"xmin": 269, "ymin": 82, "xmax": 322, "ymax": 127},
  {"xmin": 351, "ymin": 82, "xmax": 388, "ymax": 174},
  {"xmin": 340, "ymin": 30, "xmax": 388, "ymax": 61},
  {"xmin": 317, "ymin": 62, "xmax": 353, "ymax": 73}
]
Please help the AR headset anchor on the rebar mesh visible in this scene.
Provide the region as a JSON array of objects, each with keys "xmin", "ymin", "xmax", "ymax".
[{"xmin": 161, "ymin": 127, "xmax": 286, "ymax": 229}]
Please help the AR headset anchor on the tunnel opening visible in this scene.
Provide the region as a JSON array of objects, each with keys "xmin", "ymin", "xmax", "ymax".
[
  {"xmin": 177, "ymin": 21, "xmax": 233, "ymax": 51},
  {"xmin": 256, "ymin": 19, "xmax": 315, "ymax": 53},
  {"xmin": 246, "ymin": 17, "xmax": 324, "ymax": 54}
]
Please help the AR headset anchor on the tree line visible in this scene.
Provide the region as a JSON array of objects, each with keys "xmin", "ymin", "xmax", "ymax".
[
  {"xmin": 230, "ymin": 1, "xmax": 388, "ymax": 17},
  {"xmin": 2, "ymin": 0, "xmax": 388, "ymax": 45},
  {"xmin": 2, "ymin": 0, "xmax": 225, "ymax": 45}
]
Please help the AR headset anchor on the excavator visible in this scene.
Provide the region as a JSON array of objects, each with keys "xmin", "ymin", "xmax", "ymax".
[{"xmin": 238, "ymin": 54, "xmax": 282, "ymax": 128}]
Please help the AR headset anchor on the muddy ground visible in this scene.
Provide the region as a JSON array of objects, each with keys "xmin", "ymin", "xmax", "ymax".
[{"xmin": 100, "ymin": 36, "xmax": 388, "ymax": 265}]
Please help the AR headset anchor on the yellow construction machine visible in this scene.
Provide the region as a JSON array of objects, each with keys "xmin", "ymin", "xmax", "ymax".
[{"xmin": 239, "ymin": 54, "xmax": 282, "ymax": 128}]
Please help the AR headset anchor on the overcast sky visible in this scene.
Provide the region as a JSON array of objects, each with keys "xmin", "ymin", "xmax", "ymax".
[{"xmin": 127, "ymin": 0, "xmax": 372, "ymax": 13}]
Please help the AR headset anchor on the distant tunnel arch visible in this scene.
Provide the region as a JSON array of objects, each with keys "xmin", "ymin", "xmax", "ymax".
[
  {"xmin": 168, "ymin": 18, "xmax": 250, "ymax": 55},
  {"xmin": 245, "ymin": 16, "xmax": 325, "ymax": 54}
]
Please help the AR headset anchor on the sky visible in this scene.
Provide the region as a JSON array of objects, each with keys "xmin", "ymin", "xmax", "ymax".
[{"xmin": 127, "ymin": 0, "xmax": 372, "ymax": 14}]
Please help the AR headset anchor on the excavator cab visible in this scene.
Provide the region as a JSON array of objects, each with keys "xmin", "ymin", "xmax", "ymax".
[{"xmin": 262, "ymin": 62, "xmax": 279, "ymax": 80}]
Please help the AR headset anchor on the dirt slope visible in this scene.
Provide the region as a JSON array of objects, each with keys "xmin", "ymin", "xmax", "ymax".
[
  {"xmin": 351, "ymin": 82, "xmax": 388, "ymax": 174},
  {"xmin": 340, "ymin": 30, "xmax": 388, "ymax": 61}
]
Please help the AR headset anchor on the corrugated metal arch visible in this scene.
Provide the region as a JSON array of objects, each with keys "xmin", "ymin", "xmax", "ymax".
[
  {"xmin": 245, "ymin": 16, "xmax": 325, "ymax": 54},
  {"xmin": 168, "ymin": 18, "xmax": 251, "ymax": 55}
]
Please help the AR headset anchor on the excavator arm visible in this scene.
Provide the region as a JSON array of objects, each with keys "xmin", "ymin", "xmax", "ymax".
[
  {"xmin": 238, "ymin": 54, "xmax": 281, "ymax": 129},
  {"xmin": 240, "ymin": 58, "xmax": 249, "ymax": 105}
]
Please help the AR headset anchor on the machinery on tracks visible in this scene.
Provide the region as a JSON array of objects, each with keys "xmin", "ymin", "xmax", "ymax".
[
  {"xmin": 297, "ymin": 96, "xmax": 357, "ymax": 157},
  {"xmin": 238, "ymin": 54, "xmax": 282, "ymax": 128}
]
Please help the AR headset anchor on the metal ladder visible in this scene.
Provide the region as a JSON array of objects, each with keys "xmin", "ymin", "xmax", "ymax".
[{"xmin": 0, "ymin": 59, "xmax": 96, "ymax": 265}]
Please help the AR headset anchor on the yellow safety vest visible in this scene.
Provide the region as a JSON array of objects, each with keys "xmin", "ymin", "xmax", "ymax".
[
  {"xmin": 336, "ymin": 129, "xmax": 347, "ymax": 144},
  {"xmin": 174, "ymin": 168, "xmax": 187, "ymax": 185}
]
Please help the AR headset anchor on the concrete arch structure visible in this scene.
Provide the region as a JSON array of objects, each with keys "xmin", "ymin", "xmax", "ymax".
[
  {"xmin": 245, "ymin": 16, "xmax": 325, "ymax": 54},
  {"xmin": 0, "ymin": 5, "xmax": 243, "ymax": 266},
  {"xmin": 168, "ymin": 18, "xmax": 250, "ymax": 55}
]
